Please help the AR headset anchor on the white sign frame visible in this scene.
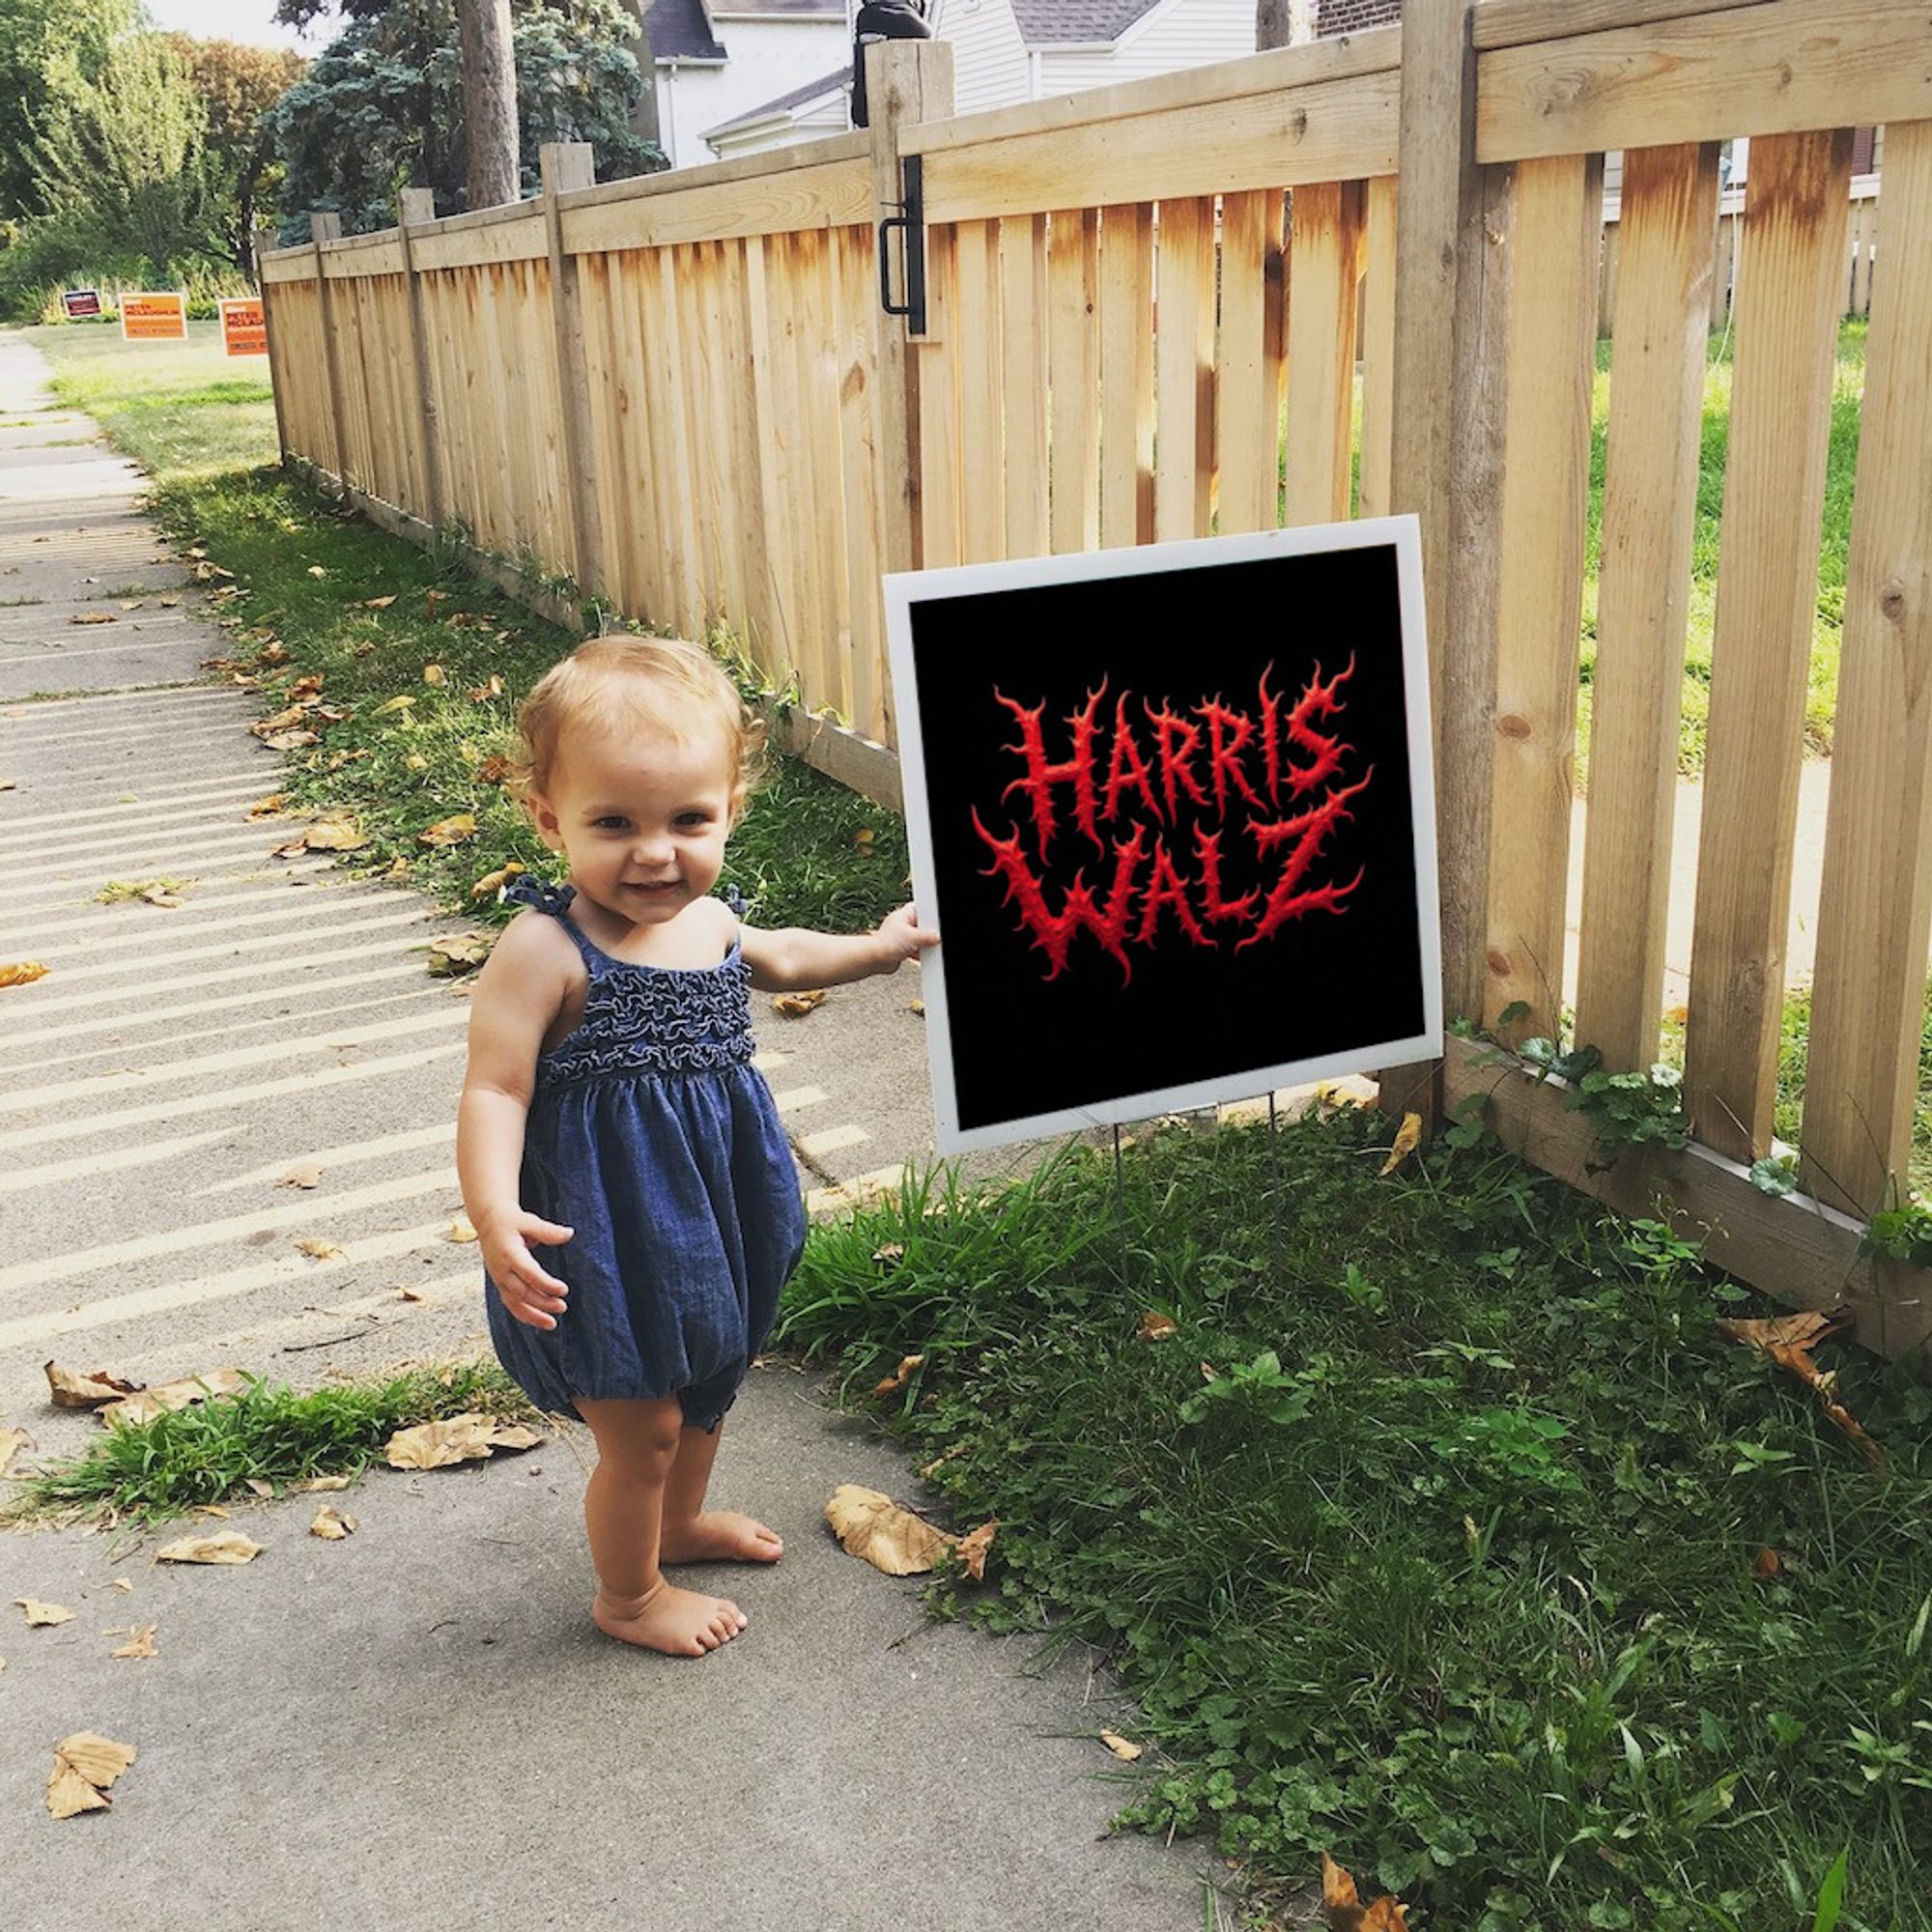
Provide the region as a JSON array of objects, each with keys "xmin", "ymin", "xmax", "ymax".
[{"xmin": 883, "ymin": 515, "xmax": 1442, "ymax": 1155}]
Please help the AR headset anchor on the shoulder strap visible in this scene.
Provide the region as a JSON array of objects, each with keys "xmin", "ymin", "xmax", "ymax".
[{"xmin": 503, "ymin": 875, "xmax": 602, "ymax": 970}]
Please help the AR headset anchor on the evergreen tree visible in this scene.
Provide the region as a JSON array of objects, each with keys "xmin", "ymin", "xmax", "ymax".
[{"xmin": 270, "ymin": 0, "xmax": 663, "ymax": 237}]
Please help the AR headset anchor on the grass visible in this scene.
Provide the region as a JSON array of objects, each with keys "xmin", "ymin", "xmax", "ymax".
[
  {"xmin": 20, "ymin": 323, "xmax": 912, "ymax": 935},
  {"xmin": 9, "ymin": 1360, "xmax": 535, "ymax": 1525},
  {"xmin": 779, "ymin": 1112, "xmax": 1932, "ymax": 1932},
  {"xmin": 1576, "ymin": 321, "xmax": 1863, "ymax": 782}
]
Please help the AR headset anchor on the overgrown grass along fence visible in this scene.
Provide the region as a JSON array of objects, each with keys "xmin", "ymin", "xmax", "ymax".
[{"xmin": 256, "ymin": 0, "xmax": 1932, "ymax": 1362}]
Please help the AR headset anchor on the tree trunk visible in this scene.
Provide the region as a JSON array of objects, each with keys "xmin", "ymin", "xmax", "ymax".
[
  {"xmin": 458, "ymin": 0, "xmax": 520, "ymax": 211},
  {"xmin": 1256, "ymin": 0, "xmax": 1317, "ymax": 44},
  {"xmin": 624, "ymin": 1, "xmax": 663, "ymax": 152}
]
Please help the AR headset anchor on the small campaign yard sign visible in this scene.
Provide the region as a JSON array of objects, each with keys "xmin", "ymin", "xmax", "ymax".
[
  {"xmin": 59, "ymin": 289, "xmax": 102, "ymax": 321},
  {"xmin": 884, "ymin": 518, "xmax": 1440, "ymax": 1154},
  {"xmin": 219, "ymin": 297, "xmax": 268, "ymax": 356},
  {"xmin": 119, "ymin": 292, "xmax": 188, "ymax": 342}
]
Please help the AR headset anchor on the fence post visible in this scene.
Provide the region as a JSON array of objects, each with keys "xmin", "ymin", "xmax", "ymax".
[
  {"xmin": 309, "ymin": 210, "xmax": 354, "ymax": 489},
  {"xmin": 867, "ymin": 37, "xmax": 955, "ymax": 587},
  {"xmin": 396, "ymin": 186, "xmax": 445, "ymax": 534},
  {"xmin": 250, "ymin": 225, "xmax": 294, "ymax": 468},
  {"xmin": 1382, "ymin": 0, "xmax": 1514, "ymax": 1122},
  {"xmin": 539, "ymin": 142, "xmax": 606, "ymax": 608}
]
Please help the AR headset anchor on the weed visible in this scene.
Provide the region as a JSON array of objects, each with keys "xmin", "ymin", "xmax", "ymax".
[
  {"xmin": 10, "ymin": 1359, "xmax": 535, "ymax": 1524},
  {"xmin": 781, "ymin": 1113, "xmax": 1932, "ymax": 1929}
]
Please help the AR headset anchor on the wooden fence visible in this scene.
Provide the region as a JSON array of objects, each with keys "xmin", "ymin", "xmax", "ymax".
[{"xmin": 257, "ymin": 0, "xmax": 1932, "ymax": 1361}]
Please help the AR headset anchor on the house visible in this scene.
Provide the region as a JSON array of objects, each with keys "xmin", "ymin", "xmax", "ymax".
[{"xmin": 642, "ymin": 0, "xmax": 1262, "ymax": 165}]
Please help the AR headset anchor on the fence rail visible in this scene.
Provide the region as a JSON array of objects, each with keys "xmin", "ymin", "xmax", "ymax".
[{"xmin": 257, "ymin": 0, "xmax": 1932, "ymax": 1360}]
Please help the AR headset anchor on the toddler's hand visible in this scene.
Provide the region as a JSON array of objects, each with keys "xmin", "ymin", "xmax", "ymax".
[
  {"xmin": 479, "ymin": 1210, "xmax": 575, "ymax": 1330},
  {"xmin": 875, "ymin": 903, "xmax": 940, "ymax": 968}
]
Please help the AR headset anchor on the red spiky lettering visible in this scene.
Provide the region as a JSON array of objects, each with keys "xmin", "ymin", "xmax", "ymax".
[
  {"xmin": 973, "ymin": 810, "xmax": 1148, "ymax": 984},
  {"xmin": 1144, "ymin": 698, "xmax": 1209, "ymax": 821},
  {"xmin": 1193, "ymin": 827, "xmax": 1258, "ymax": 925},
  {"xmin": 996, "ymin": 683, "xmax": 1106, "ymax": 862},
  {"xmin": 1284, "ymin": 657, "xmax": 1356, "ymax": 799},
  {"xmin": 1136, "ymin": 834, "xmax": 1211, "ymax": 950},
  {"xmin": 1238, "ymin": 768, "xmax": 1375, "ymax": 949},
  {"xmin": 1196, "ymin": 695, "xmax": 1266, "ymax": 819},
  {"xmin": 1102, "ymin": 692, "xmax": 1163, "ymax": 826}
]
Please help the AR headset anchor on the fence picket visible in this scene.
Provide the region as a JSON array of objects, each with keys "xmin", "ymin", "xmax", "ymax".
[
  {"xmin": 1283, "ymin": 181, "xmax": 1366, "ymax": 527},
  {"xmin": 1573, "ymin": 141, "xmax": 1720, "ymax": 1074},
  {"xmin": 1357, "ymin": 175, "xmax": 1399, "ymax": 520},
  {"xmin": 956, "ymin": 218, "xmax": 1007, "ymax": 564},
  {"xmin": 1047, "ymin": 208, "xmax": 1101, "ymax": 556},
  {"xmin": 1153, "ymin": 194, "xmax": 1215, "ymax": 543},
  {"xmin": 1801, "ymin": 119, "xmax": 1932, "ymax": 1215},
  {"xmin": 1484, "ymin": 153, "xmax": 1603, "ymax": 1045},
  {"xmin": 1686, "ymin": 128, "xmax": 1855, "ymax": 1162},
  {"xmin": 1097, "ymin": 203, "xmax": 1154, "ymax": 551},
  {"xmin": 1215, "ymin": 187, "xmax": 1287, "ymax": 536}
]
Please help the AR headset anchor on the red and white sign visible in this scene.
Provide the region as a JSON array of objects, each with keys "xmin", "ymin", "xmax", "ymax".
[{"xmin": 59, "ymin": 289, "xmax": 102, "ymax": 321}]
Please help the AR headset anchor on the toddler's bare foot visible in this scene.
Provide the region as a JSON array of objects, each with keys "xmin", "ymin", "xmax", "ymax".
[
  {"xmin": 592, "ymin": 1580, "xmax": 747, "ymax": 1656},
  {"xmin": 660, "ymin": 1511, "xmax": 784, "ymax": 1565}
]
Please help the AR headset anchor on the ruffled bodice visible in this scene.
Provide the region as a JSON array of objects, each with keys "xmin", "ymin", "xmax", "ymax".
[{"xmin": 504, "ymin": 875, "xmax": 755, "ymax": 1083}]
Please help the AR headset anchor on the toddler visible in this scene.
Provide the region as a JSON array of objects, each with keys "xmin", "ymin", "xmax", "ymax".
[{"xmin": 457, "ymin": 636, "xmax": 936, "ymax": 1657}]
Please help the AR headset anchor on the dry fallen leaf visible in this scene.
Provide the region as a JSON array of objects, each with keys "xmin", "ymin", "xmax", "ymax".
[
  {"xmin": 908, "ymin": 999, "xmax": 925, "ymax": 1016},
  {"xmin": 1753, "ymin": 1547, "xmax": 1781, "ymax": 1581},
  {"xmin": 0, "ymin": 1425, "xmax": 28, "ymax": 1476},
  {"xmin": 363, "ymin": 594, "xmax": 396, "ymax": 609},
  {"xmin": 445, "ymin": 1215, "xmax": 479, "ymax": 1243},
  {"xmin": 418, "ymin": 812, "xmax": 477, "ymax": 847},
  {"xmin": 261, "ymin": 728, "xmax": 319, "ymax": 752},
  {"xmin": 279, "ymin": 1163, "xmax": 322, "ymax": 1189},
  {"xmin": 1321, "ymin": 1852, "xmax": 1410, "ymax": 1931},
  {"xmin": 398, "ymin": 1416, "xmax": 539, "ymax": 1463},
  {"xmin": 773, "ymin": 988, "xmax": 828, "ymax": 1017},
  {"xmin": 310, "ymin": 1505, "xmax": 355, "ymax": 1540},
  {"xmin": 298, "ymin": 1475, "xmax": 352, "ymax": 1493},
  {"xmin": 297, "ymin": 1237, "xmax": 345, "ymax": 1261},
  {"xmin": 871, "ymin": 1242, "xmax": 905, "ymax": 1269},
  {"xmin": 952, "ymin": 1518, "xmax": 997, "ymax": 1581},
  {"xmin": 1378, "ymin": 1113, "xmax": 1422, "ymax": 1178},
  {"xmin": 15, "ymin": 1598, "xmax": 74, "ymax": 1627},
  {"xmin": 45, "ymin": 1733, "xmax": 137, "ymax": 1818},
  {"xmin": 823, "ymin": 1485, "xmax": 953, "ymax": 1576},
  {"xmin": 109, "ymin": 1625, "xmax": 156, "ymax": 1660},
  {"xmin": 99, "ymin": 1369, "xmax": 248, "ymax": 1429},
  {"xmin": 1717, "ymin": 1307, "xmax": 1883, "ymax": 1470},
  {"xmin": 476, "ymin": 754, "xmax": 512, "ymax": 785},
  {"xmin": 1097, "ymin": 1729, "xmax": 1143, "ymax": 1762},
  {"xmin": 246, "ymin": 792, "xmax": 288, "ymax": 818},
  {"xmin": 872, "ymin": 1353, "xmax": 924, "ymax": 1398},
  {"xmin": 306, "ymin": 564, "xmax": 327, "ymax": 579},
  {"xmin": 427, "ymin": 931, "xmax": 492, "ymax": 976},
  {"xmin": 468, "ymin": 675, "xmax": 505, "ymax": 702},
  {"xmin": 421, "ymin": 663, "xmax": 446, "ymax": 686},
  {"xmin": 45, "ymin": 1363, "xmax": 141, "ymax": 1408},
  {"xmin": 1136, "ymin": 1311, "xmax": 1179, "ymax": 1343},
  {"xmin": 300, "ymin": 816, "xmax": 366, "ymax": 853},
  {"xmin": 246, "ymin": 1478, "xmax": 274, "ymax": 1498},
  {"xmin": 396, "ymin": 1286, "xmax": 424, "ymax": 1302},
  {"xmin": 155, "ymin": 1531, "xmax": 262, "ymax": 1566},
  {"xmin": 469, "ymin": 862, "xmax": 526, "ymax": 901},
  {"xmin": 0, "ymin": 960, "xmax": 50, "ymax": 988},
  {"xmin": 69, "ymin": 611, "xmax": 118, "ymax": 626},
  {"xmin": 372, "ymin": 694, "xmax": 415, "ymax": 717}
]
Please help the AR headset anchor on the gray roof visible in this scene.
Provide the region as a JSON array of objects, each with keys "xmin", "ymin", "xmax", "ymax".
[
  {"xmin": 1010, "ymin": 0, "xmax": 1164, "ymax": 42},
  {"xmin": 642, "ymin": 0, "xmax": 727, "ymax": 60},
  {"xmin": 706, "ymin": 65, "xmax": 850, "ymax": 136}
]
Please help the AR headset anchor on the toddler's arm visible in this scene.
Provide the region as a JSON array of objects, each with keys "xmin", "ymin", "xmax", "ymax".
[
  {"xmin": 457, "ymin": 916, "xmax": 580, "ymax": 1331},
  {"xmin": 741, "ymin": 902, "xmax": 938, "ymax": 993}
]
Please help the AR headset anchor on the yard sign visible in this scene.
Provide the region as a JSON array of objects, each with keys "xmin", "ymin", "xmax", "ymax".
[
  {"xmin": 884, "ymin": 518, "xmax": 1441, "ymax": 1154},
  {"xmin": 59, "ymin": 289, "xmax": 102, "ymax": 321},
  {"xmin": 219, "ymin": 297, "xmax": 268, "ymax": 356},
  {"xmin": 120, "ymin": 292, "xmax": 187, "ymax": 342}
]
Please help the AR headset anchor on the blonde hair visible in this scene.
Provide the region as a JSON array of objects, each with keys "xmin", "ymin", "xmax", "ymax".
[{"xmin": 510, "ymin": 635, "xmax": 765, "ymax": 811}]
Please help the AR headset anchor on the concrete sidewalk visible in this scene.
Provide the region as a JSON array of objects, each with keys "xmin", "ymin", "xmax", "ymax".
[{"xmin": 0, "ymin": 331, "xmax": 1212, "ymax": 1932}]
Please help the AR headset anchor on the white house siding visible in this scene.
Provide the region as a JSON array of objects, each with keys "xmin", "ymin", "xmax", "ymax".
[
  {"xmin": 935, "ymin": 0, "xmax": 1032, "ymax": 116},
  {"xmin": 1037, "ymin": 0, "xmax": 1256, "ymax": 94},
  {"xmin": 656, "ymin": 17, "xmax": 848, "ymax": 167}
]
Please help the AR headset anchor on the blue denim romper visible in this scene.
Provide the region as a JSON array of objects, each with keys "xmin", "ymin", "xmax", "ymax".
[{"xmin": 484, "ymin": 877, "xmax": 806, "ymax": 1430}]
